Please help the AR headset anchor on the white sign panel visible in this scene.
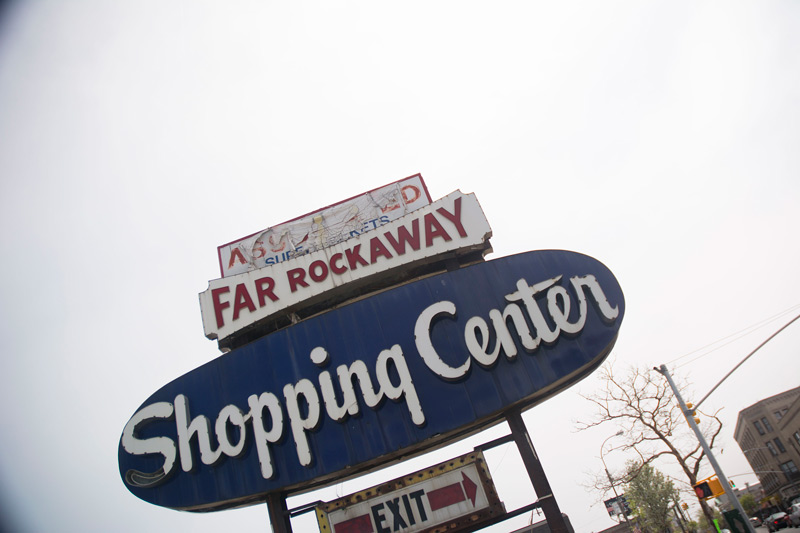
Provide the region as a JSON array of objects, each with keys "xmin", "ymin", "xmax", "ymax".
[
  {"xmin": 316, "ymin": 452, "xmax": 503, "ymax": 533},
  {"xmin": 199, "ymin": 191, "xmax": 492, "ymax": 345},
  {"xmin": 217, "ymin": 175, "xmax": 431, "ymax": 278}
]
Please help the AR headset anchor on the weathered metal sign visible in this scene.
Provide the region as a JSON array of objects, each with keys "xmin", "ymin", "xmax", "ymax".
[
  {"xmin": 119, "ymin": 250, "xmax": 624, "ymax": 511},
  {"xmin": 218, "ymin": 175, "xmax": 431, "ymax": 278},
  {"xmin": 200, "ymin": 191, "xmax": 491, "ymax": 346},
  {"xmin": 315, "ymin": 451, "xmax": 503, "ymax": 533}
]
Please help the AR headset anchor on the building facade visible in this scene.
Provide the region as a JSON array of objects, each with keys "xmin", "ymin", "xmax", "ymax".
[{"xmin": 734, "ymin": 386, "xmax": 800, "ymax": 505}]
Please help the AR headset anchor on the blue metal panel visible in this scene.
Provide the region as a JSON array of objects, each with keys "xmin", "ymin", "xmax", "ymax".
[{"xmin": 118, "ymin": 250, "xmax": 625, "ymax": 511}]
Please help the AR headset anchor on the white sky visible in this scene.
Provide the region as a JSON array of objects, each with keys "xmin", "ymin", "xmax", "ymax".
[{"xmin": 1, "ymin": 1, "xmax": 798, "ymax": 532}]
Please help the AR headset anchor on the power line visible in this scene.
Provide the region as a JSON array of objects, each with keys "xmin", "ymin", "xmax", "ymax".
[{"xmin": 668, "ymin": 303, "xmax": 800, "ymax": 369}]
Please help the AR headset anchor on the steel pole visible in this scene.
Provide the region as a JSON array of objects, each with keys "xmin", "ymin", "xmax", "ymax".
[
  {"xmin": 655, "ymin": 365, "xmax": 755, "ymax": 533},
  {"xmin": 506, "ymin": 409, "xmax": 569, "ymax": 533},
  {"xmin": 267, "ymin": 492, "xmax": 292, "ymax": 533},
  {"xmin": 604, "ymin": 467, "xmax": 629, "ymax": 524}
]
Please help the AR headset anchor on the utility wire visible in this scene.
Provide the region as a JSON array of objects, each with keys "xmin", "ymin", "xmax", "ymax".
[
  {"xmin": 668, "ymin": 303, "xmax": 800, "ymax": 369},
  {"xmin": 670, "ymin": 303, "xmax": 800, "ymax": 365}
]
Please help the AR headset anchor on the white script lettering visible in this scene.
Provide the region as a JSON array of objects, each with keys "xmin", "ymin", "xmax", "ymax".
[
  {"xmin": 123, "ymin": 344, "xmax": 424, "ymax": 487},
  {"xmin": 415, "ymin": 275, "xmax": 619, "ymax": 378}
]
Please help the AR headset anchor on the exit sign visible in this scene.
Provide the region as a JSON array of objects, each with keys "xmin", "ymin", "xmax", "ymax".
[{"xmin": 316, "ymin": 451, "xmax": 504, "ymax": 533}]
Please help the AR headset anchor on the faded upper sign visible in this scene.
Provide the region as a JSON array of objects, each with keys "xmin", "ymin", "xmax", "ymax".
[
  {"xmin": 217, "ymin": 174, "xmax": 431, "ymax": 278},
  {"xmin": 200, "ymin": 191, "xmax": 492, "ymax": 347}
]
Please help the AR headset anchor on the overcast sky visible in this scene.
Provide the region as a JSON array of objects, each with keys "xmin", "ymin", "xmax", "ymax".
[{"xmin": 1, "ymin": 1, "xmax": 799, "ymax": 532}]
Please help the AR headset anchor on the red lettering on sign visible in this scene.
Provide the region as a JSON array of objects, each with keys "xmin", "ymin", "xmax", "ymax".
[
  {"xmin": 287, "ymin": 268, "xmax": 308, "ymax": 293},
  {"xmin": 436, "ymin": 196, "xmax": 467, "ymax": 237},
  {"xmin": 461, "ymin": 472, "xmax": 477, "ymax": 506},
  {"xmin": 309, "ymin": 260, "xmax": 329, "ymax": 282},
  {"xmin": 227, "ymin": 248, "xmax": 247, "ymax": 269},
  {"xmin": 369, "ymin": 236, "xmax": 393, "ymax": 264},
  {"xmin": 211, "ymin": 287, "xmax": 231, "ymax": 328},
  {"xmin": 334, "ymin": 514, "xmax": 373, "ymax": 533},
  {"xmin": 401, "ymin": 185, "xmax": 421, "ymax": 204},
  {"xmin": 252, "ymin": 241, "xmax": 267, "ymax": 259},
  {"xmin": 426, "ymin": 473, "xmax": 477, "ymax": 512},
  {"xmin": 345, "ymin": 245, "xmax": 368, "ymax": 270},
  {"xmin": 232, "ymin": 284, "xmax": 256, "ymax": 320},
  {"xmin": 269, "ymin": 234, "xmax": 286, "ymax": 253},
  {"xmin": 384, "ymin": 219, "xmax": 420, "ymax": 256},
  {"xmin": 423, "ymin": 213, "xmax": 452, "ymax": 247},
  {"xmin": 330, "ymin": 253, "xmax": 347, "ymax": 275},
  {"xmin": 254, "ymin": 277, "xmax": 278, "ymax": 306},
  {"xmin": 427, "ymin": 483, "xmax": 466, "ymax": 512}
]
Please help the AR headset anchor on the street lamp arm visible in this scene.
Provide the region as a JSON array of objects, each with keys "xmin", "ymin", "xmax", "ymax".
[
  {"xmin": 694, "ymin": 312, "xmax": 800, "ymax": 410},
  {"xmin": 600, "ymin": 431, "xmax": 624, "ymax": 473},
  {"xmin": 741, "ymin": 447, "xmax": 769, "ymax": 455}
]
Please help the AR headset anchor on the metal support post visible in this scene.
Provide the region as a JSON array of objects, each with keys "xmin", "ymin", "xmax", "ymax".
[
  {"xmin": 267, "ymin": 492, "xmax": 293, "ymax": 533},
  {"xmin": 505, "ymin": 408, "xmax": 569, "ymax": 533},
  {"xmin": 655, "ymin": 365, "xmax": 755, "ymax": 533}
]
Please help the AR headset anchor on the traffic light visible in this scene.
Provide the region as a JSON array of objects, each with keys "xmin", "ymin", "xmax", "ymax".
[
  {"xmin": 694, "ymin": 481, "xmax": 713, "ymax": 499},
  {"xmin": 686, "ymin": 403, "xmax": 700, "ymax": 425},
  {"xmin": 707, "ymin": 477, "xmax": 724, "ymax": 496},
  {"xmin": 694, "ymin": 477, "xmax": 725, "ymax": 500}
]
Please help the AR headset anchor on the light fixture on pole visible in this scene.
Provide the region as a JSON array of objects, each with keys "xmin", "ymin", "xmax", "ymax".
[
  {"xmin": 741, "ymin": 447, "xmax": 769, "ymax": 455},
  {"xmin": 600, "ymin": 430, "xmax": 629, "ymax": 525}
]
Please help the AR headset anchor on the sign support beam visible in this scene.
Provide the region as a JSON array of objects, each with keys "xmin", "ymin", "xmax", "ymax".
[
  {"xmin": 267, "ymin": 492, "xmax": 292, "ymax": 533},
  {"xmin": 506, "ymin": 408, "xmax": 569, "ymax": 533}
]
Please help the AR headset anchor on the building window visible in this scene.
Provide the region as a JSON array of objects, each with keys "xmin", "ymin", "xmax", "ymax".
[
  {"xmin": 767, "ymin": 441, "xmax": 778, "ymax": 456},
  {"xmin": 794, "ymin": 431, "xmax": 800, "ymax": 448},
  {"xmin": 765, "ymin": 472, "xmax": 778, "ymax": 492},
  {"xmin": 761, "ymin": 417, "xmax": 773, "ymax": 432},
  {"xmin": 780, "ymin": 460, "xmax": 799, "ymax": 481},
  {"xmin": 774, "ymin": 410, "xmax": 783, "ymax": 421},
  {"xmin": 774, "ymin": 438, "xmax": 786, "ymax": 453},
  {"xmin": 754, "ymin": 421, "xmax": 765, "ymax": 435}
]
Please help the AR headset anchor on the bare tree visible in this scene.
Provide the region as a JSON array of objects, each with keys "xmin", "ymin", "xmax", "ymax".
[{"xmin": 578, "ymin": 363, "xmax": 723, "ymax": 529}]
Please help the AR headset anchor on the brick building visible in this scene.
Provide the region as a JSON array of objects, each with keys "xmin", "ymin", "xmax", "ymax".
[{"xmin": 734, "ymin": 386, "xmax": 800, "ymax": 505}]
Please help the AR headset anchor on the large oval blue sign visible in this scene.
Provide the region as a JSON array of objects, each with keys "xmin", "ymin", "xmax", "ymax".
[{"xmin": 119, "ymin": 250, "xmax": 624, "ymax": 511}]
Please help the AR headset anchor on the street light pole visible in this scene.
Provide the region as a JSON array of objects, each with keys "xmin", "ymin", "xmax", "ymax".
[
  {"xmin": 601, "ymin": 430, "xmax": 630, "ymax": 526},
  {"xmin": 651, "ymin": 314, "xmax": 797, "ymax": 533},
  {"xmin": 655, "ymin": 365, "xmax": 755, "ymax": 533}
]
